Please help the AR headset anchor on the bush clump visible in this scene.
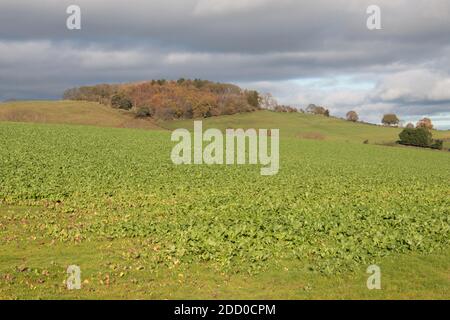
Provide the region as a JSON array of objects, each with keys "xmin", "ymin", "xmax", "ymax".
[
  {"xmin": 398, "ymin": 127, "xmax": 443, "ymax": 150},
  {"xmin": 399, "ymin": 127, "xmax": 432, "ymax": 147},
  {"xmin": 111, "ymin": 94, "xmax": 133, "ymax": 110},
  {"xmin": 430, "ymin": 139, "xmax": 443, "ymax": 150},
  {"xmin": 135, "ymin": 106, "xmax": 153, "ymax": 118}
]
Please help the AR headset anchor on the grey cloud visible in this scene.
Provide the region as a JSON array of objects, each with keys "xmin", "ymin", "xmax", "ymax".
[
  {"xmin": 2, "ymin": 0, "xmax": 449, "ymax": 53},
  {"xmin": 371, "ymin": 69, "xmax": 450, "ymax": 103}
]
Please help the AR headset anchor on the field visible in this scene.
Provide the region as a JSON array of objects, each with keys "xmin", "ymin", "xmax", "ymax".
[
  {"xmin": 160, "ymin": 109, "xmax": 450, "ymax": 146},
  {"xmin": 0, "ymin": 102, "xmax": 449, "ymax": 299}
]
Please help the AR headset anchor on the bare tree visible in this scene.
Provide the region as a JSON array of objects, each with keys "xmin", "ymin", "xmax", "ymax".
[{"xmin": 260, "ymin": 93, "xmax": 278, "ymax": 110}]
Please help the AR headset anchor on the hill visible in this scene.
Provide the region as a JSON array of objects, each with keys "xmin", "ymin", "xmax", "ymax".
[
  {"xmin": 0, "ymin": 100, "xmax": 160, "ymax": 130},
  {"xmin": 1, "ymin": 100, "xmax": 449, "ymax": 148},
  {"xmin": 161, "ymin": 110, "xmax": 450, "ymax": 146}
]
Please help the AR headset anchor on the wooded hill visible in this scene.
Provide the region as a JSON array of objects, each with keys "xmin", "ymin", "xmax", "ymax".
[{"xmin": 63, "ymin": 79, "xmax": 261, "ymax": 120}]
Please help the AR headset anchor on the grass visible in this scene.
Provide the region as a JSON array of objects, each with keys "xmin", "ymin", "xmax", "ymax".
[
  {"xmin": 160, "ymin": 110, "xmax": 450, "ymax": 145},
  {"xmin": 0, "ymin": 100, "xmax": 160, "ymax": 130},
  {"xmin": 1, "ymin": 101, "xmax": 449, "ymax": 147},
  {"xmin": 0, "ymin": 117, "xmax": 449, "ymax": 299}
]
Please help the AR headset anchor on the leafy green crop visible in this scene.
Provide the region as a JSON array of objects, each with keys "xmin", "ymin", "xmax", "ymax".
[{"xmin": 0, "ymin": 122, "xmax": 449, "ymax": 274}]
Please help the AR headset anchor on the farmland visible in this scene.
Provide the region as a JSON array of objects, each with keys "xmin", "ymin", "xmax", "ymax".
[{"xmin": 0, "ymin": 105, "xmax": 449, "ymax": 299}]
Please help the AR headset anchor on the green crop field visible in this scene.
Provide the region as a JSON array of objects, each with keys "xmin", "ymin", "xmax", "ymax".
[{"xmin": 0, "ymin": 104, "xmax": 449, "ymax": 299}]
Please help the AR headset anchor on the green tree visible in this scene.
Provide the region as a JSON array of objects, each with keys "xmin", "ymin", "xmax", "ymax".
[
  {"xmin": 246, "ymin": 90, "xmax": 260, "ymax": 109},
  {"xmin": 382, "ymin": 114, "xmax": 400, "ymax": 126}
]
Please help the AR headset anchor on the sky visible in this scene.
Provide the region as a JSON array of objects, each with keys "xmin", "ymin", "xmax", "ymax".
[{"xmin": 0, "ymin": 0, "xmax": 449, "ymax": 128}]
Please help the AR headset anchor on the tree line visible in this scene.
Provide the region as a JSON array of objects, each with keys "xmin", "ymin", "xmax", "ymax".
[{"xmin": 63, "ymin": 79, "xmax": 261, "ymax": 120}]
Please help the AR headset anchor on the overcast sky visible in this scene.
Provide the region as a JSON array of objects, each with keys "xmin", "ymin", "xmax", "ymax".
[{"xmin": 1, "ymin": 0, "xmax": 449, "ymax": 128}]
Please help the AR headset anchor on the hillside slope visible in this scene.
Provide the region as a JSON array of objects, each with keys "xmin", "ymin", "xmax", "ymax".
[
  {"xmin": 161, "ymin": 110, "xmax": 450, "ymax": 145},
  {"xmin": 1, "ymin": 100, "xmax": 449, "ymax": 146},
  {"xmin": 0, "ymin": 100, "xmax": 161, "ymax": 130}
]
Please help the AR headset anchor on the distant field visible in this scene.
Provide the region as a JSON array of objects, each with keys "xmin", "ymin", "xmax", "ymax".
[
  {"xmin": 0, "ymin": 120, "xmax": 449, "ymax": 299},
  {"xmin": 161, "ymin": 110, "xmax": 450, "ymax": 146},
  {"xmin": 0, "ymin": 100, "xmax": 160, "ymax": 130}
]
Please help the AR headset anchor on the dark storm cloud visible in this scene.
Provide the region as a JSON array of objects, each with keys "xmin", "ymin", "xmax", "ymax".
[
  {"xmin": 2, "ymin": 0, "xmax": 449, "ymax": 53},
  {"xmin": 0, "ymin": 0, "xmax": 449, "ymax": 126}
]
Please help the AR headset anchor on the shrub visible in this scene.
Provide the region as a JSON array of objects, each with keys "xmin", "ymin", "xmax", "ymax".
[
  {"xmin": 111, "ymin": 94, "xmax": 133, "ymax": 110},
  {"xmin": 398, "ymin": 127, "xmax": 432, "ymax": 147},
  {"xmin": 135, "ymin": 107, "xmax": 152, "ymax": 118},
  {"xmin": 430, "ymin": 139, "xmax": 443, "ymax": 150},
  {"xmin": 155, "ymin": 106, "xmax": 176, "ymax": 120},
  {"xmin": 273, "ymin": 105, "xmax": 297, "ymax": 113},
  {"xmin": 306, "ymin": 104, "xmax": 330, "ymax": 116}
]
